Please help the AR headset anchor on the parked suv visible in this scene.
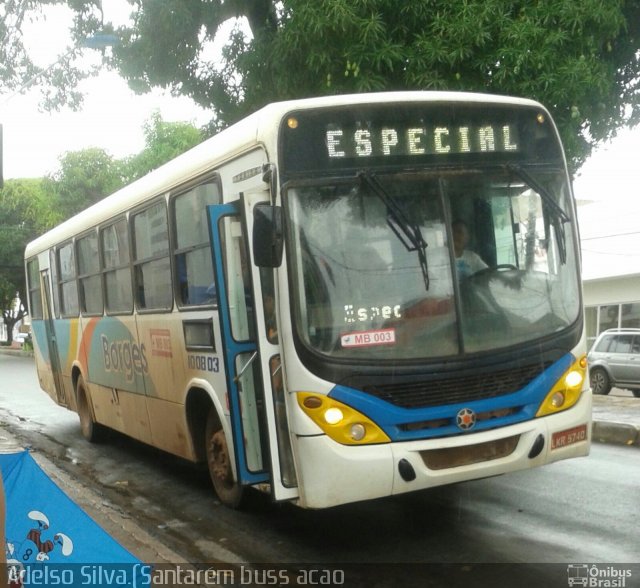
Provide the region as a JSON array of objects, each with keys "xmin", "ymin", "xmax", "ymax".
[{"xmin": 588, "ymin": 328, "xmax": 640, "ymax": 397}]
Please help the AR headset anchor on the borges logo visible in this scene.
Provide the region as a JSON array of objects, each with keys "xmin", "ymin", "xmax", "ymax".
[{"xmin": 101, "ymin": 334, "xmax": 149, "ymax": 382}]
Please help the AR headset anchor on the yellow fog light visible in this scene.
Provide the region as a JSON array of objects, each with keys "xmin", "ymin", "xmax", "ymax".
[
  {"xmin": 536, "ymin": 355, "xmax": 587, "ymax": 417},
  {"xmin": 324, "ymin": 407, "xmax": 344, "ymax": 425},
  {"xmin": 297, "ymin": 392, "xmax": 390, "ymax": 445},
  {"xmin": 350, "ymin": 423, "xmax": 366, "ymax": 441}
]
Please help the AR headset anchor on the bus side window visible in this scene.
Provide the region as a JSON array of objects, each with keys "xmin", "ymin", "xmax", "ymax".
[
  {"xmin": 260, "ymin": 267, "xmax": 278, "ymax": 344},
  {"xmin": 49, "ymin": 249, "xmax": 60, "ymax": 317},
  {"xmin": 77, "ymin": 231, "xmax": 103, "ymax": 315},
  {"xmin": 101, "ymin": 218, "xmax": 133, "ymax": 314},
  {"xmin": 26, "ymin": 258, "xmax": 43, "ymax": 320},
  {"xmin": 132, "ymin": 201, "xmax": 172, "ymax": 311},
  {"xmin": 171, "ymin": 179, "xmax": 221, "ymax": 307},
  {"xmin": 57, "ymin": 241, "xmax": 79, "ymax": 317}
]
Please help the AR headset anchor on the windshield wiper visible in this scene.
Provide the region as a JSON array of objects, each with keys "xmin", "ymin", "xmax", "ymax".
[
  {"xmin": 507, "ymin": 164, "xmax": 570, "ymax": 264},
  {"xmin": 358, "ymin": 171, "xmax": 430, "ymax": 291}
]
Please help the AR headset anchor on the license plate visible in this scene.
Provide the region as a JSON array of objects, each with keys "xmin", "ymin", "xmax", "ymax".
[{"xmin": 551, "ymin": 424, "xmax": 588, "ymax": 450}]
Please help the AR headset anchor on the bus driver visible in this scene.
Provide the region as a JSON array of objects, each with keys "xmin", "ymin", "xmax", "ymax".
[{"xmin": 451, "ymin": 219, "xmax": 487, "ymax": 279}]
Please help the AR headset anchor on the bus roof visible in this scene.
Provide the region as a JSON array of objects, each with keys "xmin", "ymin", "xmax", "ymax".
[{"xmin": 25, "ymin": 91, "xmax": 545, "ymax": 257}]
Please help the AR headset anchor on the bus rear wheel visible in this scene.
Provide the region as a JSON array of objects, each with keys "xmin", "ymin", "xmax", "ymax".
[
  {"xmin": 76, "ymin": 375, "xmax": 105, "ymax": 442},
  {"xmin": 205, "ymin": 409, "xmax": 245, "ymax": 509}
]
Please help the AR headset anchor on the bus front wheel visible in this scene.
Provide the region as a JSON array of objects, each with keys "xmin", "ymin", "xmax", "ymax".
[
  {"xmin": 76, "ymin": 376, "xmax": 105, "ymax": 442},
  {"xmin": 205, "ymin": 409, "xmax": 245, "ymax": 509}
]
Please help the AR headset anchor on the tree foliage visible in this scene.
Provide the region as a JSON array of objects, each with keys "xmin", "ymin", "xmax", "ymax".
[
  {"xmin": 0, "ymin": 113, "xmax": 201, "ymax": 328},
  {"xmin": 122, "ymin": 111, "xmax": 203, "ymax": 183},
  {"xmin": 71, "ymin": 0, "xmax": 640, "ymax": 171},
  {"xmin": 45, "ymin": 148, "xmax": 125, "ymax": 219},
  {"xmin": 0, "ymin": 0, "xmax": 103, "ymax": 110},
  {"xmin": 0, "ymin": 179, "xmax": 53, "ymax": 343},
  {"xmin": 45, "ymin": 114, "xmax": 203, "ymax": 219},
  {"xmin": 3, "ymin": 1, "xmax": 639, "ymax": 169}
]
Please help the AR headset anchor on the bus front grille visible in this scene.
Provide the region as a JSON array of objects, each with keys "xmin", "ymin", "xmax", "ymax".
[{"xmin": 361, "ymin": 363, "xmax": 548, "ymax": 409}]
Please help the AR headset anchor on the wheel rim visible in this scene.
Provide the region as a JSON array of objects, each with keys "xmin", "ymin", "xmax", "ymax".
[{"xmin": 591, "ymin": 370, "xmax": 607, "ymax": 394}]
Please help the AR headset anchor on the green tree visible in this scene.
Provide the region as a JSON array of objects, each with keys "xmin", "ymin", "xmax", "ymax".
[
  {"xmin": 0, "ymin": 178, "xmax": 54, "ymax": 344},
  {"xmin": 122, "ymin": 111, "xmax": 203, "ymax": 183},
  {"xmin": 4, "ymin": 1, "xmax": 640, "ymax": 167},
  {"xmin": 70, "ymin": 0, "xmax": 640, "ymax": 170},
  {"xmin": 43, "ymin": 115, "xmax": 202, "ymax": 219},
  {"xmin": 0, "ymin": 0, "xmax": 104, "ymax": 110},
  {"xmin": 46, "ymin": 147, "xmax": 124, "ymax": 220}
]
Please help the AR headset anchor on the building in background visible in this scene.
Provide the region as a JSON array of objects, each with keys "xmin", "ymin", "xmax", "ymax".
[
  {"xmin": 578, "ymin": 200, "xmax": 640, "ymax": 347},
  {"xmin": 583, "ymin": 272, "xmax": 640, "ymax": 347}
]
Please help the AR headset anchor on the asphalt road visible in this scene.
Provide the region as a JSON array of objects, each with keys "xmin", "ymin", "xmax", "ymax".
[{"xmin": 1, "ymin": 353, "xmax": 639, "ymax": 587}]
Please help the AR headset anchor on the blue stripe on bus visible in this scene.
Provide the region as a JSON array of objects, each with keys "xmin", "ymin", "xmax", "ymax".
[{"xmin": 328, "ymin": 353, "xmax": 574, "ymax": 442}]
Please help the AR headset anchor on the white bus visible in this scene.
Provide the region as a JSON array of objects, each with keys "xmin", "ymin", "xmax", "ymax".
[{"xmin": 25, "ymin": 92, "xmax": 591, "ymax": 509}]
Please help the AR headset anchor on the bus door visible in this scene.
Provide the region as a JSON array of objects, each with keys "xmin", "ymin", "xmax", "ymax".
[
  {"xmin": 40, "ymin": 270, "xmax": 67, "ymax": 406},
  {"xmin": 208, "ymin": 197, "xmax": 298, "ymax": 501}
]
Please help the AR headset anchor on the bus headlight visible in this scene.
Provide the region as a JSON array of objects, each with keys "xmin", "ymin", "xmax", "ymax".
[
  {"xmin": 324, "ymin": 407, "xmax": 344, "ymax": 425},
  {"xmin": 297, "ymin": 392, "xmax": 390, "ymax": 445},
  {"xmin": 536, "ymin": 355, "xmax": 587, "ymax": 417}
]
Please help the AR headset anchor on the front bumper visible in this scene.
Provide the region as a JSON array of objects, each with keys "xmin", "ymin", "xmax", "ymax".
[{"xmin": 293, "ymin": 390, "xmax": 591, "ymax": 509}]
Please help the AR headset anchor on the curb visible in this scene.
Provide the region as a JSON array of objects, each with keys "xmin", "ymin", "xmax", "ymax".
[
  {"xmin": 0, "ymin": 347, "xmax": 34, "ymax": 358},
  {"xmin": 592, "ymin": 420, "xmax": 640, "ymax": 447},
  {"xmin": 0, "ymin": 428, "xmax": 187, "ymax": 565}
]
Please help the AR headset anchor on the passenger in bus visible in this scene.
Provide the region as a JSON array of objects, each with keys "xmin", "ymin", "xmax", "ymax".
[{"xmin": 451, "ymin": 219, "xmax": 487, "ymax": 279}]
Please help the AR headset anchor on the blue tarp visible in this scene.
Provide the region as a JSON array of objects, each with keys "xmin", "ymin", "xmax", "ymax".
[{"xmin": 1, "ymin": 450, "xmax": 149, "ymax": 587}]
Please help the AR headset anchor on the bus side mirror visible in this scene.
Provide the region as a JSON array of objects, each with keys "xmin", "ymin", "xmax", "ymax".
[{"xmin": 253, "ymin": 204, "xmax": 284, "ymax": 267}]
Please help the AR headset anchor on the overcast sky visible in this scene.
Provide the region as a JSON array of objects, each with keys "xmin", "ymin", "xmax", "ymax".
[
  {"xmin": 2, "ymin": 2, "xmax": 210, "ymax": 181},
  {"xmin": 2, "ymin": 1, "xmax": 639, "ymax": 280}
]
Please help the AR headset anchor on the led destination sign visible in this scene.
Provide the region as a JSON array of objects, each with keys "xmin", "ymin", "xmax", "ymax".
[
  {"xmin": 280, "ymin": 103, "xmax": 559, "ymax": 175},
  {"xmin": 326, "ymin": 123, "xmax": 519, "ymax": 159}
]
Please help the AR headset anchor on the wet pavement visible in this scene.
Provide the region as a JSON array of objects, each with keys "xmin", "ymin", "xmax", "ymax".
[{"xmin": 1, "ymin": 348, "xmax": 639, "ymax": 570}]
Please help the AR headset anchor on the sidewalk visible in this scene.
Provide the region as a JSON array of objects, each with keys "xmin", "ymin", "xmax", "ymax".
[
  {"xmin": 592, "ymin": 394, "xmax": 640, "ymax": 446},
  {"xmin": 0, "ymin": 427, "xmax": 187, "ymax": 566}
]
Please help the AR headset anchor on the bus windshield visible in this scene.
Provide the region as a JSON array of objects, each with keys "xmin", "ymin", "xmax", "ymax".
[{"xmin": 285, "ymin": 168, "xmax": 580, "ymax": 360}]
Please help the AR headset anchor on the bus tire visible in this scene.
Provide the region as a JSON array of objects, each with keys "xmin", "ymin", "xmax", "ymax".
[
  {"xmin": 76, "ymin": 375, "xmax": 106, "ymax": 443},
  {"xmin": 205, "ymin": 408, "xmax": 245, "ymax": 509}
]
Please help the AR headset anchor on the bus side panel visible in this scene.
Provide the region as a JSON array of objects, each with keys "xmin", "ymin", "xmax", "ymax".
[
  {"xmin": 31, "ymin": 319, "xmax": 58, "ymax": 405},
  {"xmin": 52, "ymin": 318, "xmax": 81, "ymax": 406},
  {"xmin": 136, "ymin": 313, "xmax": 196, "ymax": 459},
  {"xmin": 136, "ymin": 309, "xmax": 229, "ymax": 461},
  {"xmin": 81, "ymin": 315, "xmax": 152, "ymax": 444},
  {"xmin": 89, "ymin": 383, "xmax": 153, "ymax": 445},
  {"xmin": 83, "ymin": 316, "xmax": 147, "ymax": 394}
]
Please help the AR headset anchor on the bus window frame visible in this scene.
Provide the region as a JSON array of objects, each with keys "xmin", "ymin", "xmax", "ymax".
[
  {"xmin": 130, "ymin": 195, "xmax": 174, "ymax": 314},
  {"xmin": 75, "ymin": 228, "xmax": 104, "ymax": 317},
  {"xmin": 56, "ymin": 239, "xmax": 80, "ymax": 319},
  {"xmin": 168, "ymin": 172, "xmax": 223, "ymax": 311},
  {"xmin": 99, "ymin": 215, "xmax": 134, "ymax": 317},
  {"xmin": 26, "ymin": 257, "xmax": 43, "ymax": 320},
  {"xmin": 49, "ymin": 249, "xmax": 60, "ymax": 318}
]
